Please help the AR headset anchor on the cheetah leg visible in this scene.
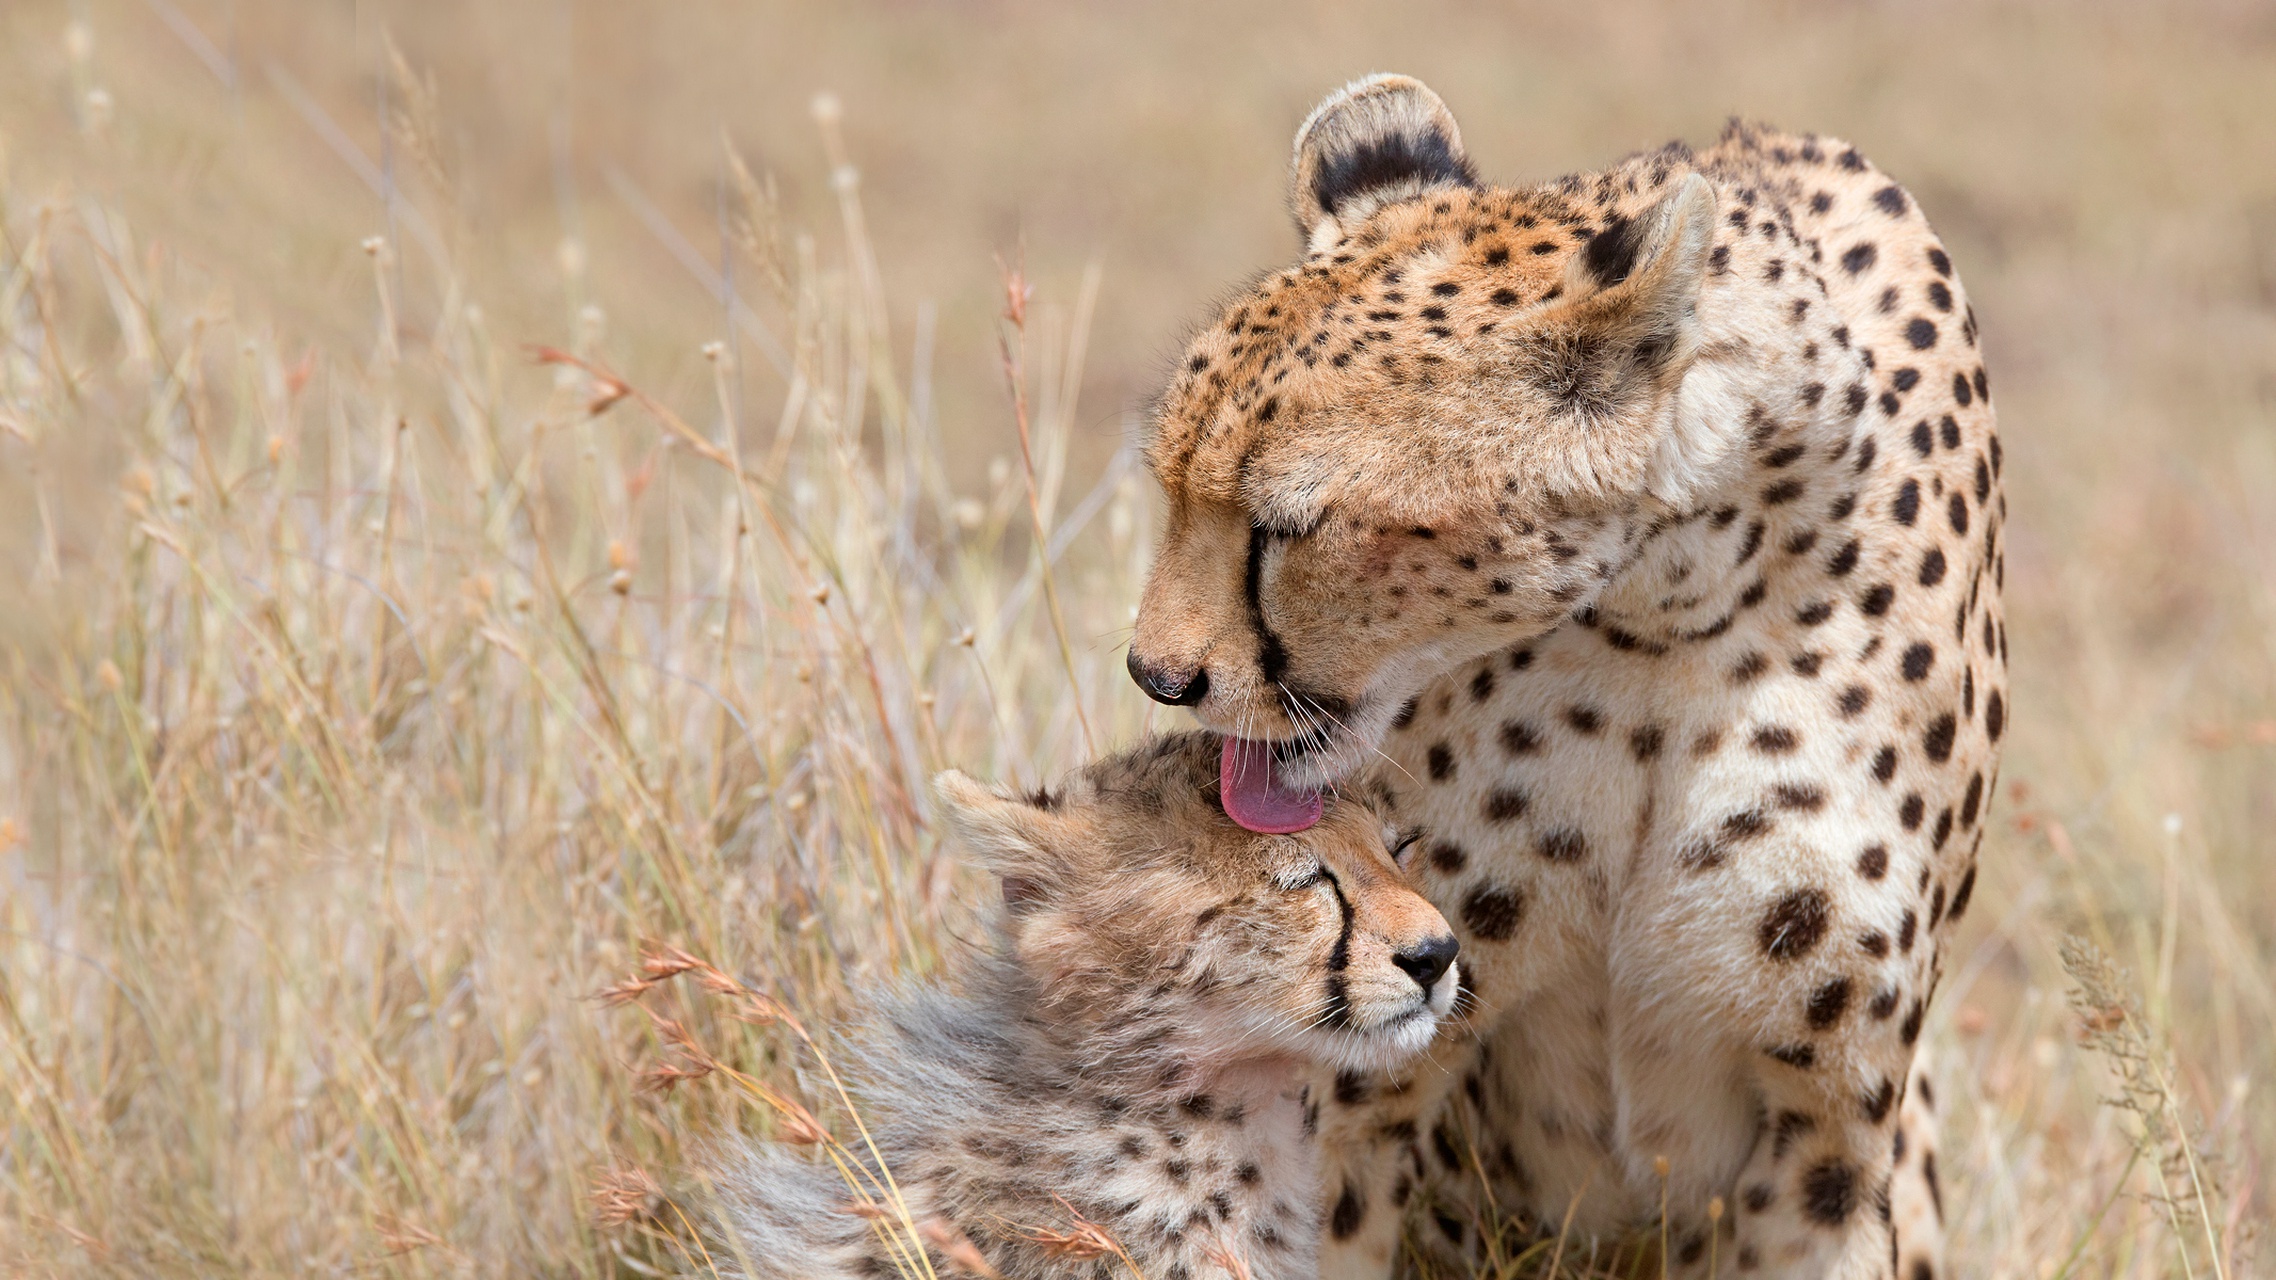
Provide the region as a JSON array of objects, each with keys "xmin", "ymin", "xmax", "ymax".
[
  {"xmin": 1313, "ymin": 1033, "xmax": 1481, "ymax": 1280},
  {"xmin": 1712, "ymin": 1039, "xmax": 1917, "ymax": 1279},
  {"xmin": 1887, "ymin": 1053, "xmax": 1945, "ymax": 1280}
]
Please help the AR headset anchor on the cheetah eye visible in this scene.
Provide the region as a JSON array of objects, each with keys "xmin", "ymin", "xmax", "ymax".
[{"xmin": 1388, "ymin": 828, "xmax": 1426, "ymax": 869}]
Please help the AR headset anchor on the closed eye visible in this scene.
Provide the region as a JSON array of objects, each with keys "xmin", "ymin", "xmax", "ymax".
[
  {"xmin": 1389, "ymin": 828, "xmax": 1426, "ymax": 869},
  {"xmin": 1275, "ymin": 860, "xmax": 1328, "ymax": 891},
  {"xmin": 1253, "ymin": 506, "xmax": 1327, "ymax": 541}
]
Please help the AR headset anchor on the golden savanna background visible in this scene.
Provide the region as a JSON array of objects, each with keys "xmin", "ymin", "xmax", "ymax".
[{"xmin": 2, "ymin": 1, "xmax": 2272, "ymax": 1275}]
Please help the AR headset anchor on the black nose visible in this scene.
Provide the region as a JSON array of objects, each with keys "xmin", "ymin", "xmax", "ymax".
[
  {"xmin": 1127, "ymin": 650, "xmax": 1210, "ymax": 707},
  {"xmin": 1392, "ymin": 935, "xmax": 1459, "ymax": 993}
]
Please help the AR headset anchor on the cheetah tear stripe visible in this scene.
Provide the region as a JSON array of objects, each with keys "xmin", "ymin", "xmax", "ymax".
[{"xmin": 1221, "ymin": 736, "xmax": 1325, "ymax": 833}]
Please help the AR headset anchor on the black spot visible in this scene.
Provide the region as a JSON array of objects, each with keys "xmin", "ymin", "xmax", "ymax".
[
  {"xmin": 1901, "ymin": 642, "xmax": 1935, "ymax": 681},
  {"xmin": 1429, "ymin": 841, "xmax": 1468, "ymax": 873},
  {"xmin": 1630, "ymin": 724, "xmax": 1666, "ymax": 760},
  {"xmin": 1857, "ymin": 843, "xmax": 1889, "ymax": 879},
  {"xmin": 1894, "ymin": 478, "xmax": 1921, "ymax": 526},
  {"xmin": 1737, "ymin": 520, "xmax": 1767, "ymax": 563},
  {"xmin": 1797, "ymin": 600, "xmax": 1835, "ymax": 626},
  {"xmin": 1905, "ymin": 318, "xmax": 1937, "ymax": 350},
  {"xmin": 1483, "ymin": 788, "xmax": 1529, "ymax": 823},
  {"xmin": 1461, "ymin": 884, "xmax": 1525, "ymax": 942},
  {"xmin": 1901, "ymin": 793, "xmax": 1926, "ymax": 830},
  {"xmin": 1901, "ymin": 999, "xmax": 1925, "ymax": 1045},
  {"xmin": 1500, "ymin": 720, "xmax": 1542, "ymax": 755},
  {"xmin": 1760, "ymin": 888, "xmax": 1831, "ymax": 960},
  {"xmin": 1483, "ymin": 246, "xmax": 1511, "ymax": 267},
  {"xmin": 1839, "ymin": 684, "xmax": 1872, "ymax": 717},
  {"xmin": 1948, "ymin": 492, "xmax": 1970, "ymax": 536},
  {"xmin": 1724, "ymin": 809, "xmax": 1773, "ymax": 840},
  {"xmin": 1489, "ymin": 287, "xmax": 1521, "ymax": 306},
  {"xmin": 1826, "ymin": 538, "xmax": 1862, "ymax": 577},
  {"xmin": 1774, "ymin": 783, "xmax": 1827, "ymax": 811},
  {"xmin": 1752, "ymin": 724, "xmax": 1800, "ymax": 754},
  {"xmin": 1986, "ymin": 691, "xmax": 2005, "ymax": 742},
  {"xmin": 1803, "ymin": 1159, "xmax": 1860, "ymax": 1225},
  {"xmin": 1333, "ymin": 1071, "xmax": 1371, "ymax": 1106},
  {"xmin": 1565, "ymin": 705, "xmax": 1603, "ymax": 735},
  {"xmin": 1864, "ymin": 1078, "xmax": 1897, "ymax": 1123},
  {"xmin": 1537, "ymin": 828, "xmax": 1588, "ymax": 862},
  {"xmin": 1792, "ymin": 651, "xmax": 1825, "ymax": 677},
  {"xmin": 1427, "ymin": 744, "xmax": 1455, "ymax": 781},
  {"xmin": 1807, "ymin": 977, "xmax": 1853, "ymax": 1029},
  {"xmin": 1873, "ymin": 185, "xmax": 1908, "ymax": 216},
  {"xmin": 1960, "ymin": 772, "xmax": 1984, "ymax": 827},
  {"xmin": 1470, "ymin": 668, "xmax": 1496, "ymax": 703},
  {"xmin": 1910, "ymin": 420, "xmax": 1933, "ymax": 456},
  {"xmin": 1923, "ymin": 713, "xmax": 1958, "ymax": 764},
  {"xmin": 1873, "ymin": 746, "xmax": 1899, "ymax": 782},
  {"xmin": 1860, "ymin": 583, "xmax": 1896, "ymax": 616},
  {"xmin": 1951, "ymin": 865, "xmax": 1978, "ymax": 922},
  {"xmin": 1329, "ymin": 1181, "xmax": 1366, "ymax": 1238},
  {"xmin": 1842, "ymin": 243, "xmax": 1878, "ymax": 274},
  {"xmin": 1919, "ymin": 547, "xmax": 1947, "ymax": 587}
]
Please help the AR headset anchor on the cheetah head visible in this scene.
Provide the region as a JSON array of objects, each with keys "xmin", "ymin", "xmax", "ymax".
[
  {"xmin": 1130, "ymin": 75, "xmax": 1728, "ymax": 799},
  {"xmin": 934, "ymin": 733, "xmax": 1459, "ymax": 1072}
]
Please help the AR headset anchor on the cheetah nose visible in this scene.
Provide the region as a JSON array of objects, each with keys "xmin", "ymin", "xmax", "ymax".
[
  {"xmin": 1392, "ymin": 934, "xmax": 1460, "ymax": 993},
  {"xmin": 1127, "ymin": 650, "xmax": 1210, "ymax": 707}
]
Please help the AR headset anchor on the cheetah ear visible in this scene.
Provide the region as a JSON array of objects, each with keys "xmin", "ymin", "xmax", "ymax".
[
  {"xmin": 1561, "ymin": 172, "xmax": 1719, "ymax": 348},
  {"xmin": 1292, "ymin": 74, "xmax": 1478, "ymax": 252},
  {"xmin": 933, "ymin": 770, "xmax": 1080, "ymax": 913},
  {"xmin": 1554, "ymin": 173, "xmax": 1728, "ymax": 502}
]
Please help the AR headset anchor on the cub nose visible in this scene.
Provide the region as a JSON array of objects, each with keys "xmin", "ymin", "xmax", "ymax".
[
  {"xmin": 1392, "ymin": 934, "xmax": 1460, "ymax": 993},
  {"xmin": 1127, "ymin": 650, "xmax": 1210, "ymax": 707}
]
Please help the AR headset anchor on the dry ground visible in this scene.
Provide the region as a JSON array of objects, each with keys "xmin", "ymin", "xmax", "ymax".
[{"xmin": 1, "ymin": 2, "xmax": 2272, "ymax": 1276}]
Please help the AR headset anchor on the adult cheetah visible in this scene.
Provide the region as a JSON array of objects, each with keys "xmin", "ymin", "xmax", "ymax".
[{"xmin": 1127, "ymin": 76, "xmax": 2003, "ymax": 1279}]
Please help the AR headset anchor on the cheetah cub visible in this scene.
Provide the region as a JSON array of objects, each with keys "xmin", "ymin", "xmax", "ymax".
[{"xmin": 704, "ymin": 732, "xmax": 1460, "ymax": 1279}]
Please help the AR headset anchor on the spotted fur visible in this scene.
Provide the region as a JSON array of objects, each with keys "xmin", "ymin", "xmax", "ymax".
[
  {"xmin": 1129, "ymin": 76, "xmax": 2003, "ymax": 1280},
  {"xmin": 703, "ymin": 733, "xmax": 1461, "ymax": 1279}
]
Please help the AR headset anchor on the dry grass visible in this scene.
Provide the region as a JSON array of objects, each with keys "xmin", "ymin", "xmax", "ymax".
[{"xmin": 0, "ymin": 2, "xmax": 2271, "ymax": 1277}]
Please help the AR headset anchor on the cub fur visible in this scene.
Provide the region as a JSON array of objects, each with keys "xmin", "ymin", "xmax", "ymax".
[{"xmin": 702, "ymin": 733, "xmax": 1461, "ymax": 1280}]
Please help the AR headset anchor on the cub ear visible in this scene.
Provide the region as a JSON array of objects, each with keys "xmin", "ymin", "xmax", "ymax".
[
  {"xmin": 1292, "ymin": 74, "xmax": 1478, "ymax": 251},
  {"xmin": 933, "ymin": 770, "xmax": 1076, "ymax": 913}
]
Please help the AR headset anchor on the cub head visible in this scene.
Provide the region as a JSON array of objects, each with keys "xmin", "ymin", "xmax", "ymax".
[
  {"xmin": 934, "ymin": 732, "xmax": 1458, "ymax": 1072},
  {"xmin": 1129, "ymin": 74, "xmax": 1726, "ymax": 788}
]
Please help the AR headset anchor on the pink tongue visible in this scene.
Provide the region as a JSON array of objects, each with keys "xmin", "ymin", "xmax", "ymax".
[{"xmin": 1220, "ymin": 737, "xmax": 1325, "ymax": 834}]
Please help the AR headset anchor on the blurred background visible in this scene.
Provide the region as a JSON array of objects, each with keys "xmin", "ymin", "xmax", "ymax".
[{"xmin": 1, "ymin": 2, "xmax": 2271, "ymax": 1276}]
